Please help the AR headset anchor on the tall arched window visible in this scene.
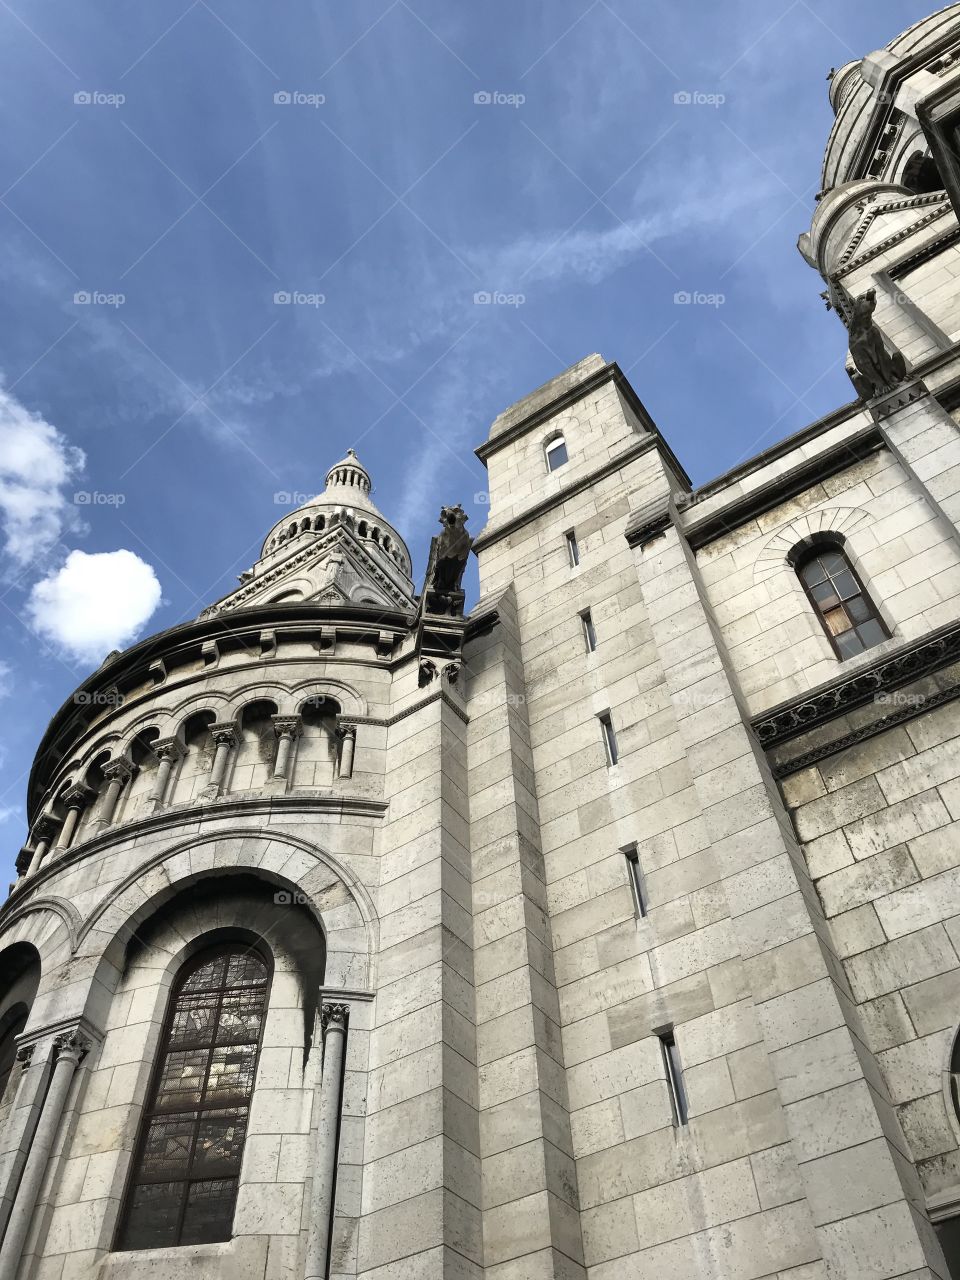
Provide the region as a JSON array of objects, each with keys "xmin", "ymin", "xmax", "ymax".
[
  {"xmin": 796, "ymin": 540, "xmax": 888, "ymax": 659},
  {"xmin": 117, "ymin": 944, "xmax": 271, "ymax": 1251},
  {"xmin": 544, "ymin": 435, "xmax": 568, "ymax": 472}
]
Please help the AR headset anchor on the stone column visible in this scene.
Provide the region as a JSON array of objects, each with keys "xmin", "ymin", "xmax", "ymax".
[
  {"xmin": 51, "ymin": 786, "xmax": 91, "ymax": 855},
  {"xmin": 203, "ymin": 722, "xmax": 239, "ymax": 798},
  {"xmin": 335, "ymin": 724, "xmax": 356, "ymax": 779},
  {"xmin": 0, "ymin": 1032, "xmax": 89, "ymax": 1280},
  {"xmin": 149, "ymin": 737, "xmax": 184, "ymax": 811},
  {"xmin": 92, "ymin": 759, "xmax": 134, "ymax": 829},
  {"xmin": 0, "ymin": 1046, "xmax": 40, "ymax": 1239},
  {"xmin": 304, "ymin": 1002, "xmax": 349, "ymax": 1280},
  {"xmin": 19, "ymin": 818, "xmax": 57, "ymax": 883},
  {"xmin": 271, "ymin": 715, "xmax": 302, "ymax": 782}
]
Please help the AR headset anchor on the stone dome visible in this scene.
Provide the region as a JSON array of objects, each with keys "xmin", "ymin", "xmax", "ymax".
[{"xmin": 820, "ymin": 3, "xmax": 960, "ymax": 193}]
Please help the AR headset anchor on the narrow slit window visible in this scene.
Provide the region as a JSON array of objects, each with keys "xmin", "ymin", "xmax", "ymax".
[
  {"xmin": 565, "ymin": 530, "xmax": 580, "ymax": 567},
  {"xmin": 545, "ymin": 436, "xmax": 568, "ymax": 472},
  {"xmin": 624, "ymin": 846, "xmax": 647, "ymax": 917},
  {"xmin": 599, "ymin": 713, "xmax": 618, "ymax": 766},
  {"xmin": 660, "ymin": 1031, "xmax": 688, "ymax": 1126},
  {"xmin": 581, "ymin": 609, "xmax": 597, "ymax": 653}
]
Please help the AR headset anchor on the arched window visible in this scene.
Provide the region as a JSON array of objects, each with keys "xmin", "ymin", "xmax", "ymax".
[
  {"xmin": 796, "ymin": 541, "xmax": 887, "ymax": 659},
  {"xmin": 0, "ymin": 1005, "xmax": 28, "ymax": 1106},
  {"xmin": 117, "ymin": 944, "xmax": 271, "ymax": 1251},
  {"xmin": 545, "ymin": 435, "xmax": 568, "ymax": 473}
]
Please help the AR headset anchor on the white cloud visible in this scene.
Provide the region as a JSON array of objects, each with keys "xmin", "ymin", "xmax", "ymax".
[
  {"xmin": 0, "ymin": 386, "xmax": 85, "ymax": 568},
  {"xmin": 0, "ymin": 659, "xmax": 11, "ymax": 698},
  {"xmin": 26, "ymin": 549, "xmax": 162, "ymax": 664}
]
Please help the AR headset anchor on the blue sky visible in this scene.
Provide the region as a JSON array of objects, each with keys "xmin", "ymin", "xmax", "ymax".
[{"xmin": 0, "ymin": 0, "xmax": 928, "ymax": 880}]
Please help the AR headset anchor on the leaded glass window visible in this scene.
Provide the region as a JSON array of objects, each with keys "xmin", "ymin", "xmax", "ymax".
[
  {"xmin": 116, "ymin": 946, "xmax": 269, "ymax": 1251},
  {"xmin": 797, "ymin": 544, "xmax": 888, "ymax": 660}
]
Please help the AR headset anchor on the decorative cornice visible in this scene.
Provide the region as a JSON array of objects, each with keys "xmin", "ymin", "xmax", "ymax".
[
  {"xmin": 624, "ymin": 497, "xmax": 672, "ymax": 549},
  {"xmin": 835, "ymin": 197, "xmax": 953, "ymax": 277},
  {"xmin": 772, "ymin": 681, "xmax": 960, "ymax": 778},
  {"xmin": 343, "ymin": 689, "xmax": 469, "ymax": 727},
  {"xmin": 683, "ymin": 425, "xmax": 884, "ymax": 550},
  {"xmin": 754, "ymin": 619, "xmax": 960, "ymax": 748},
  {"xmin": 868, "ymin": 378, "xmax": 929, "ymax": 421}
]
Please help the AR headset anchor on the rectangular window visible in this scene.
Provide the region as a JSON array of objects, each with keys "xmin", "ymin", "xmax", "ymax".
[
  {"xmin": 624, "ymin": 845, "xmax": 646, "ymax": 917},
  {"xmin": 599, "ymin": 713, "xmax": 618, "ymax": 766},
  {"xmin": 565, "ymin": 530, "xmax": 580, "ymax": 567},
  {"xmin": 659, "ymin": 1031, "xmax": 688, "ymax": 1126},
  {"xmin": 545, "ymin": 437, "xmax": 568, "ymax": 472},
  {"xmin": 581, "ymin": 609, "xmax": 597, "ymax": 653}
]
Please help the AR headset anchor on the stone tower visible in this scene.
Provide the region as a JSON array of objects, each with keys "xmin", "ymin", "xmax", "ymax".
[{"xmin": 6, "ymin": 5, "xmax": 960, "ymax": 1279}]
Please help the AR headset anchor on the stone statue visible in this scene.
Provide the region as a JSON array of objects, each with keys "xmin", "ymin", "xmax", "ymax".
[
  {"xmin": 848, "ymin": 288, "xmax": 907, "ymax": 399},
  {"xmin": 431, "ymin": 506, "xmax": 472, "ymax": 594}
]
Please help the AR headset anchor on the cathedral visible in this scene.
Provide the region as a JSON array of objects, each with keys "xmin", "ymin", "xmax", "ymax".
[{"xmin": 7, "ymin": 6, "xmax": 960, "ymax": 1279}]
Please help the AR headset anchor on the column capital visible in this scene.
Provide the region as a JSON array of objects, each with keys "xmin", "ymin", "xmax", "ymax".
[
  {"xmin": 153, "ymin": 736, "xmax": 186, "ymax": 762},
  {"xmin": 15, "ymin": 1043, "xmax": 34, "ymax": 1068},
  {"xmin": 15, "ymin": 848, "xmax": 33, "ymax": 876},
  {"xmin": 335, "ymin": 722, "xmax": 357, "ymax": 742},
  {"xmin": 272, "ymin": 715, "xmax": 302, "ymax": 739},
  {"xmin": 210, "ymin": 721, "xmax": 240, "ymax": 748},
  {"xmin": 61, "ymin": 784, "xmax": 93, "ymax": 811},
  {"xmin": 103, "ymin": 758, "xmax": 136, "ymax": 784},
  {"xmin": 53, "ymin": 1030, "xmax": 91, "ymax": 1063},
  {"xmin": 31, "ymin": 814, "xmax": 58, "ymax": 844},
  {"xmin": 321, "ymin": 1002, "xmax": 350, "ymax": 1032}
]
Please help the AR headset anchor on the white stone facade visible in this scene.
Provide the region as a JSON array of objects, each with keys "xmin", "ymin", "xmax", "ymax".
[{"xmin": 6, "ymin": 7, "xmax": 960, "ymax": 1279}]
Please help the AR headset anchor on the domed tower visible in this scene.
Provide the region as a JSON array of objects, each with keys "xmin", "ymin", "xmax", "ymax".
[{"xmin": 0, "ymin": 450, "xmax": 479, "ymax": 1279}]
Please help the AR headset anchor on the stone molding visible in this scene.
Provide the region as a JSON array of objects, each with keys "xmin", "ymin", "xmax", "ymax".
[
  {"xmin": 771, "ymin": 680, "xmax": 960, "ymax": 777},
  {"xmin": 0, "ymin": 795, "xmax": 390, "ymax": 919},
  {"xmin": 754, "ymin": 618, "xmax": 960, "ymax": 747}
]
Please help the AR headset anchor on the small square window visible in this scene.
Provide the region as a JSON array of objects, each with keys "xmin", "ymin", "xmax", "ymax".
[
  {"xmin": 565, "ymin": 530, "xmax": 580, "ymax": 567},
  {"xmin": 581, "ymin": 610, "xmax": 597, "ymax": 653},
  {"xmin": 545, "ymin": 437, "xmax": 568, "ymax": 472}
]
